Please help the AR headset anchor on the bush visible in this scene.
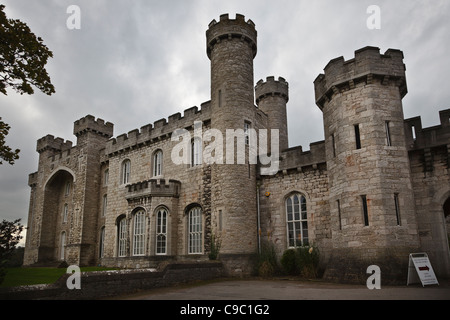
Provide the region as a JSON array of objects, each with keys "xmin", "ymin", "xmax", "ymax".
[
  {"xmin": 280, "ymin": 246, "xmax": 320, "ymax": 278},
  {"xmin": 280, "ymin": 249, "xmax": 298, "ymax": 275},
  {"xmin": 255, "ymin": 240, "xmax": 279, "ymax": 277}
]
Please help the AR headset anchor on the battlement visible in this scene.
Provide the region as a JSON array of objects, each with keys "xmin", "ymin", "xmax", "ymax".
[
  {"xmin": 36, "ymin": 134, "xmax": 73, "ymax": 154},
  {"xmin": 314, "ymin": 46, "xmax": 407, "ymax": 109},
  {"xmin": 255, "ymin": 76, "xmax": 289, "ymax": 104},
  {"xmin": 404, "ymin": 108, "xmax": 450, "ymax": 150},
  {"xmin": 206, "ymin": 13, "xmax": 257, "ymax": 59},
  {"xmin": 73, "ymin": 115, "xmax": 114, "ymax": 138},
  {"xmin": 125, "ymin": 179, "xmax": 181, "ymax": 200},
  {"xmin": 105, "ymin": 101, "xmax": 211, "ymax": 156},
  {"xmin": 268, "ymin": 140, "xmax": 327, "ymax": 175}
]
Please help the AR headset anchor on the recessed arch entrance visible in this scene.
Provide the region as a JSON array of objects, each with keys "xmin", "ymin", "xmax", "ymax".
[{"xmin": 38, "ymin": 169, "xmax": 75, "ymax": 263}]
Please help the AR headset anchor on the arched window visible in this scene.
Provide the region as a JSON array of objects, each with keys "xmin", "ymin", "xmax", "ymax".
[
  {"xmin": 188, "ymin": 206, "xmax": 202, "ymax": 254},
  {"xmin": 191, "ymin": 138, "xmax": 202, "ymax": 167},
  {"xmin": 132, "ymin": 210, "xmax": 145, "ymax": 256},
  {"xmin": 99, "ymin": 227, "xmax": 105, "ymax": 258},
  {"xmin": 156, "ymin": 208, "xmax": 168, "ymax": 255},
  {"xmin": 121, "ymin": 159, "xmax": 131, "ymax": 184},
  {"xmin": 60, "ymin": 231, "xmax": 66, "ymax": 260},
  {"xmin": 286, "ymin": 193, "xmax": 308, "ymax": 247},
  {"xmin": 117, "ymin": 216, "xmax": 127, "ymax": 257},
  {"xmin": 153, "ymin": 150, "xmax": 163, "ymax": 176}
]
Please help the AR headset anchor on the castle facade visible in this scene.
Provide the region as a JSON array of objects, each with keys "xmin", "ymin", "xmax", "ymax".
[{"xmin": 24, "ymin": 14, "xmax": 450, "ymax": 281}]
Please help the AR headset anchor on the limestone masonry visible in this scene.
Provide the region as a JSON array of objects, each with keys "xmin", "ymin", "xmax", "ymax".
[{"xmin": 24, "ymin": 14, "xmax": 450, "ymax": 282}]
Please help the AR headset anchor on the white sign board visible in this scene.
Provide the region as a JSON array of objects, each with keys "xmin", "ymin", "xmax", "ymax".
[{"xmin": 407, "ymin": 253, "xmax": 439, "ymax": 287}]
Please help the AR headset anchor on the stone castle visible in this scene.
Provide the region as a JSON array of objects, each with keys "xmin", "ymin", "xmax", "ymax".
[{"xmin": 24, "ymin": 14, "xmax": 450, "ymax": 282}]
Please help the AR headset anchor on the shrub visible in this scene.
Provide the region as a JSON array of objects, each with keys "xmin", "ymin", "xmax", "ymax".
[
  {"xmin": 255, "ymin": 240, "xmax": 279, "ymax": 277},
  {"xmin": 280, "ymin": 249, "xmax": 298, "ymax": 275},
  {"xmin": 281, "ymin": 245, "xmax": 320, "ymax": 278}
]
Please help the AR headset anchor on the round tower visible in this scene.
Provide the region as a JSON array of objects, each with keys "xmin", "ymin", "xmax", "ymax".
[
  {"xmin": 206, "ymin": 14, "xmax": 258, "ymax": 271},
  {"xmin": 255, "ymin": 76, "xmax": 289, "ymax": 151},
  {"xmin": 314, "ymin": 47, "xmax": 420, "ymax": 282}
]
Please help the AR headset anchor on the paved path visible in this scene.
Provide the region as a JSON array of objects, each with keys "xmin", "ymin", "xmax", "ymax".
[{"xmin": 113, "ymin": 278, "xmax": 450, "ymax": 300}]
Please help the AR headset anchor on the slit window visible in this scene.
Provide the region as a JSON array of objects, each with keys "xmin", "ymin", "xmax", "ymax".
[
  {"xmin": 354, "ymin": 124, "xmax": 361, "ymax": 149},
  {"xmin": 385, "ymin": 121, "xmax": 392, "ymax": 146},
  {"xmin": 361, "ymin": 195, "xmax": 369, "ymax": 226},
  {"xmin": 394, "ymin": 193, "xmax": 401, "ymax": 226}
]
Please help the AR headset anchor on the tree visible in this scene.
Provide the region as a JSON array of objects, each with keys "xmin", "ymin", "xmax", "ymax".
[
  {"xmin": 0, "ymin": 118, "xmax": 19, "ymax": 165},
  {"xmin": 0, "ymin": 219, "xmax": 23, "ymax": 284},
  {"xmin": 0, "ymin": 4, "xmax": 55, "ymax": 96},
  {"xmin": 0, "ymin": 4, "xmax": 55, "ymax": 165}
]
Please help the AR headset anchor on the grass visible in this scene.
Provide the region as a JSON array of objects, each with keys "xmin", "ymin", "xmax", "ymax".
[{"xmin": 0, "ymin": 266, "xmax": 117, "ymax": 288}]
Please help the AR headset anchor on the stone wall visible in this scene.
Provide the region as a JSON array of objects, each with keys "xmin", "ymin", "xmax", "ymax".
[{"xmin": 0, "ymin": 262, "xmax": 224, "ymax": 300}]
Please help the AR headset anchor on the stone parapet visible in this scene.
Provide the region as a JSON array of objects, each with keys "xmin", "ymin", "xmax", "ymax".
[
  {"xmin": 73, "ymin": 115, "xmax": 114, "ymax": 138},
  {"xmin": 125, "ymin": 179, "xmax": 181, "ymax": 201},
  {"xmin": 404, "ymin": 109, "xmax": 450, "ymax": 150},
  {"xmin": 206, "ymin": 13, "xmax": 257, "ymax": 59},
  {"xmin": 105, "ymin": 101, "xmax": 211, "ymax": 156},
  {"xmin": 314, "ymin": 46, "xmax": 407, "ymax": 109},
  {"xmin": 255, "ymin": 76, "xmax": 289, "ymax": 104}
]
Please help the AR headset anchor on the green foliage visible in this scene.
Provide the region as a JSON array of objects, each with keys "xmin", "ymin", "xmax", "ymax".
[
  {"xmin": 0, "ymin": 118, "xmax": 20, "ymax": 165},
  {"xmin": 280, "ymin": 245, "xmax": 320, "ymax": 278},
  {"xmin": 0, "ymin": 267, "xmax": 118, "ymax": 287},
  {"xmin": 208, "ymin": 233, "xmax": 221, "ymax": 260},
  {"xmin": 0, "ymin": 4, "xmax": 55, "ymax": 96},
  {"xmin": 255, "ymin": 240, "xmax": 279, "ymax": 277},
  {"xmin": 0, "ymin": 219, "xmax": 23, "ymax": 284}
]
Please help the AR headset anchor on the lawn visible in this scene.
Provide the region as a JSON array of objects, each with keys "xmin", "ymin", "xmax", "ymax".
[{"xmin": 0, "ymin": 267, "xmax": 117, "ymax": 288}]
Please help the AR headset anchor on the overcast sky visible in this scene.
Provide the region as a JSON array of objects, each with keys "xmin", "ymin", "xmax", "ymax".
[{"xmin": 1, "ymin": 0, "xmax": 449, "ymax": 240}]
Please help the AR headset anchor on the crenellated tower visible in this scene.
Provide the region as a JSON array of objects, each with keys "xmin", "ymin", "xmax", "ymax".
[
  {"xmin": 315, "ymin": 46, "xmax": 421, "ymax": 281},
  {"xmin": 255, "ymin": 76, "xmax": 289, "ymax": 151},
  {"xmin": 206, "ymin": 14, "xmax": 259, "ymax": 271}
]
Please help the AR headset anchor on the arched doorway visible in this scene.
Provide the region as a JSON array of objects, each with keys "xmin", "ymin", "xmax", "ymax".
[{"xmin": 39, "ymin": 169, "xmax": 75, "ymax": 263}]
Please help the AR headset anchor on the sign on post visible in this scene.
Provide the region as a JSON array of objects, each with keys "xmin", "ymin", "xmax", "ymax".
[{"xmin": 407, "ymin": 253, "xmax": 439, "ymax": 287}]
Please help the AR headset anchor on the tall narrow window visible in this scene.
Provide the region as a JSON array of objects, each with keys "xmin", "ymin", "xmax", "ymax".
[
  {"xmin": 411, "ymin": 125, "xmax": 417, "ymax": 141},
  {"xmin": 133, "ymin": 210, "xmax": 145, "ymax": 256},
  {"xmin": 191, "ymin": 138, "xmax": 202, "ymax": 167},
  {"xmin": 331, "ymin": 133, "xmax": 336, "ymax": 157},
  {"xmin": 244, "ymin": 122, "xmax": 251, "ymax": 145},
  {"xmin": 361, "ymin": 195, "xmax": 369, "ymax": 226},
  {"xmin": 60, "ymin": 232, "xmax": 66, "ymax": 260},
  {"xmin": 62, "ymin": 204, "xmax": 68, "ymax": 223},
  {"xmin": 118, "ymin": 217, "xmax": 127, "ymax": 257},
  {"xmin": 64, "ymin": 181, "xmax": 71, "ymax": 196},
  {"xmin": 153, "ymin": 150, "xmax": 163, "ymax": 176},
  {"xmin": 188, "ymin": 207, "xmax": 202, "ymax": 254},
  {"xmin": 394, "ymin": 193, "xmax": 401, "ymax": 226},
  {"xmin": 337, "ymin": 199, "xmax": 342, "ymax": 230},
  {"xmin": 286, "ymin": 193, "xmax": 308, "ymax": 247},
  {"xmin": 385, "ymin": 121, "xmax": 392, "ymax": 146},
  {"xmin": 354, "ymin": 124, "xmax": 361, "ymax": 149},
  {"xmin": 218, "ymin": 90, "xmax": 222, "ymax": 108},
  {"xmin": 104, "ymin": 169, "xmax": 109, "ymax": 186},
  {"xmin": 156, "ymin": 208, "xmax": 167, "ymax": 255},
  {"xmin": 102, "ymin": 195, "xmax": 108, "ymax": 216},
  {"xmin": 99, "ymin": 227, "xmax": 105, "ymax": 258},
  {"xmin": 121, "ymin": 160, "xmax": 131, "ymax": 184}
]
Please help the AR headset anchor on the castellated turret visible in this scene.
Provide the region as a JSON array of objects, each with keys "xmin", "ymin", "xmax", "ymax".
[
  {"xmin": 206, "ymin": 14, "xmax": 260, "ymax": 264},
  {"xmin": 315, "ymin": 46, "xmax": 421, "ymax": 282},
  {"xmin": 255, "ymin": 76, "xmax": 289, "ymax": 151}
]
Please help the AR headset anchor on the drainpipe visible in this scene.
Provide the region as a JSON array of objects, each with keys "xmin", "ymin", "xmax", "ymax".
[{"xmin": 257, "ymin": 183, "xmax": 261, "ymax": 254}]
